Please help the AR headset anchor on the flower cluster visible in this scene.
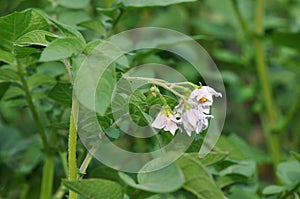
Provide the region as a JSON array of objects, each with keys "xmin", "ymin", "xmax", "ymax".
[{"xmin": 151, "ymin": 86, "xmax": 222, "ymax": 136}]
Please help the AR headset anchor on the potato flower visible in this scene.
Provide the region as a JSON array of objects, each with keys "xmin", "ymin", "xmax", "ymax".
[
  {"xmin": 182, "ymin": 108, "xmax": 213, "ymax": 136},
  {"xmin": 151, "ymin": 85, "xmax": 222, "ymax": 136},
  {"xmin": 189, "ymin": 86, "xmax": 222, "ymax": 113},
  {"xmin": 151, "ymin": 111, "xmax": 181, "ymax": 135}
]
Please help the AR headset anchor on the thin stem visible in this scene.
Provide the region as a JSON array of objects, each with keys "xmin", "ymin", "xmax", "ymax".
[
  {"xmin": 68, "ymin": 97, "xmax": 79, "ymax": 199},
  {"xmin": 53, "ymin": 185, "xmax": 66, "ymax": 199},
  {"xmin": 169, "ymin": 84, "xmax": 191, "ymax": 95},
  {"xmin": 53, "ymin": 152, "xmax": 69, "ymax": 199},
  {"xmin": 59, "ymin": 151, "xmax": 69, "ymax": 178},
  {"xmin": 107, "ymin": 8, "xmax": 125, "ymax": 37},
  {"xmin": 78, "ymin": 147, "xmax": 95, "ymax": 179},
  {"xmin": 230, "ymin": 0, "xmax": 250, "ymax": 36},
  {"xmin": 16, "ymin": 64, "xmax": 54, "ymax": 199},
  {"xmin": 63, "ymin": 60, "xmax": 73, "ymax": 82},
  {"xmin": 254, "ymin": 0, "xmax": 281, "ymax": 168},
  {"xmin": 125, "ymin": 76, "xmax": 188, "ymax": 100},
  {"xmin": 172, "ymin": 81, "xmax": 198, "ymax": 88},
  {"xmin": 16, "ymin": 64, "xmax": 50, "ymax": 153},
  {"xmin": 157, "ymin": 89, "xmax": 170, "ymax": 110},
  {"xmin": 40, "ymin": 155, "xmax": 54, "ymax": 199}
]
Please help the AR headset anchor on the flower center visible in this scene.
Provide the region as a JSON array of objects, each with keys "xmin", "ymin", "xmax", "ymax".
[{"xmin": 199, "ymin": 97, "xmax": 207, "ymax": 103}]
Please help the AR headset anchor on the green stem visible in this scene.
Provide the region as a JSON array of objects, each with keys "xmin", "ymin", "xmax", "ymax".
[
  {"xmin": 107, "ymin": 8, "xmax": 125, "ymax": 37},
  {"xmin": 53, "ymin": 185, "xmax": 66, "ymax": 199},
  {"xmin": 254, "ymin": 0, "xmax": 281, "ymax": 168},
  {"xmin": 125, "ymin": 76, "xmax": 188, "ymax": 100},
  {"xmin": 59, "ymin": 151, "xmax": 69, "ymax": 178},
  {"xmin": 230, "ymin": 0, "xmax": 250, "ymax": 36},
  {"xmin": 172, "ymin": 81, "xmax": 198, "ymax": 89},
  {"xmin": 53, "ymin": 151, "xmax": 68, "ymax": 199},
  {"xmin": 40, "ymin": 155, "xmax": 54, "ymax": 199},
  {"xmin": 68, "ymin": 97, "xmax": 79, "ymax": 199},
  {"xmin": 16, "ymin": 64, "xmax": 50, "ymax": 153},
  {"xmin": 16, "ymin": 64, "xmax": 54, "ymax": 199},
  {"xmin": 20, "ymin": 184, "xmax": 29, "ymax": 199},
  {"xmin": 78, "ymin": 147, "xmax": 95, "ymax": 179}
]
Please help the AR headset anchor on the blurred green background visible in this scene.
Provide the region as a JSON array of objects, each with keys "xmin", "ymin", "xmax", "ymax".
[{"xmin": 0, "ymin": 0, "xmax": 300, "ymax": 198}]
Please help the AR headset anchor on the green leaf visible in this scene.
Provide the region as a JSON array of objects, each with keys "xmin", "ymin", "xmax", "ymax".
[
  {"xmin": 3, "ymin": 98, "xmax": 27, "ymax": 107},
  {"xmin": 262, "ymin": 185, "xmax": 286, "ymax": 195},
  {"xmin": 95, "ymin": 64, "xmax": 116, "ymax": 115},
  {"xmin": 62, "ymin": 179, "xmax": 123, "ymax": 199},
  {"xmin": 84, "ymin": 40, "xmax": 103, "ymax": 54},
  {"xmin": 212, "ymin": 49, "xmax": 244, "ymax": 65},
  {"xmin": 0, "ymin": 68, "xmax": 20, "ymax": 83},
  {"xmin": 0, "ymin": 127, "xmax": 41, "ymax": 174},
  {"xmin": 271, "ymin": 32, "xmax": 300, "ymax": 52},
  {"xmin": 218, "ymin": 174, "xmax": 249, "ymax": 189},
  {"xmin": 129, "ymin": 103, "xmax": 151, "ymax": 126},
  {"xmin": 121, "ymin": 0, "xmax": 196, "ymax": 7},
  {"xmin": 18, "ymin": 144, "xmax": 43, "ymax": 174},
  {"xmin": 27, "ymin": 74, "xmax": 56, "ymax": 89},
  {"xmin": 57, "ymin": 0, "xmax": 90, "ymax": 9},
  {"xmin": 14, "ymin": 46, "xmax": 41, "ymax": 58},
  {"xmin": 0, "ymin": 9, "xmax": 49, "ymax": 52},
  {"xmin": 147, "ymin": 190, "xmax": 198, "ymax": 199},
  {"xmin": 138, "ymin": 163, "xmax": 184, "ymax": 191},
  {"xmin": 128, "ymin": 90, "xmax": 154, "ymax": 126},
  {"xmin": 176, "ymin": 154, "xmax": 225, "ymax": 199},
  {"xmin": 17, "ymin": 53, "xmax": 40, "ymax": 67},
  {"xmin": 96, "ymin": 7, "xmax": 120, "ymax": 18},
  {"xmin": 78, "ymin": 20, "xmax": 106, "ymax": 36},
  {"xmin": 119, "ymin": 163, "xmax": 184, "ymax": 193},
  {"xmin": 219, "ymin": 160, "xmax": 256, "ymax": 178},
  {"xmin": 46, "ymin": 122, "xmax": 69, "ymax": 130},
  {"xmin": 39, "ymin": 37, "xmax": 84, "ymax": 62},
  {"xmin": 216, "ymin": 135, "xmax": 270, "ymax": 162},
  {"xmin": 276, "ymin": 160, "xmax": 300, "ymax": 186},
  {"xmin": 3, "ymin": 86, "xmax": 24, "ymax": 100},
  {"xmin": 46, "ymin": 17, "xmax": 85, "ymax": 43},
  {"xmin": 15, "ymin": 30, "xmax": 58, "ymax": 47},
  {"xmin": 104, "ymin": 127, "xmax": 123, "ymax": 139},
  {"xmin": 48, "ymin": 83, "xmax": 72, "ymax": 106},
  {"xmin": 228, "ymin": 186, "xmax": 260, "ymax": 199},
  {"xmin": 290, "ymin": 151, "xmax": 300, "ymax": 163},
  {"xmin": 189, "ymin": 151, "xmax": 228, "ymax": 166},
  {"xmin": 58, "ymin": 10, "xmax": 91, "ymax": 28},
  {"xmin": 0, "ymin": 83, "xmax": 10, "ymax": 99},
  {"xmin": 36, "ymin": 61, "xmax": 66, "ymax": 77},
  {"xmin": 90, "ymin": 166, "xmax": 122, "ymax": 184},
  {"xmin": 0, "ymin": 48, "xmax": 15, "ymax": 65}
]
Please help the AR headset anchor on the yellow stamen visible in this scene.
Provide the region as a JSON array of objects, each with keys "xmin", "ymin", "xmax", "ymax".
[{"xmin": 199, "ymin": 97, "xmax": 207, "ymax": 103}]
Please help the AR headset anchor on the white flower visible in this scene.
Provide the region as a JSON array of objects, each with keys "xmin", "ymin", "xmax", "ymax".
[
  {"xmin": 182, "ymin": 108, "xmax": 213, "ymax": 136},
  {"xmin": 151, "ymin": 85, "xmax": 221, "ymax": 137},
  {"xmin": 174, "ymin": 99, "xmax": 184, "ymax": 114},
  {"xmin": 151, "ymin": 111, "xmax": 181, "ymax": 135},
  {"xmin": 189, "ymin": 86, "xmax": 222, "ymax": 113}
]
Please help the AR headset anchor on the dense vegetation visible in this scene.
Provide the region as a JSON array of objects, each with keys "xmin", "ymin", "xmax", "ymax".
[{"xmin": 0, "ymin": 0, "xmax": 299, "ymax": 199}]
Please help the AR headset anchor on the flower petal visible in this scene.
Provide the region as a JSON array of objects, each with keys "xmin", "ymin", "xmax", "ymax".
[
  {"xmin": 165, "ymin": 120, "xmax": 178, "ymax": 135},
  {"xmin": 204, "ymin": 86, "xmax": 222, "ymax": 97},
  {"xmin": 201, "ymin": 106, "xmax": 211, "ymax": 114},
  {"xmin": 151, "ymin": 112, "xmax": 167, "ymax": 129},
  {"xmin": 185, "ymin": 129, "xmax": 192, "ymax": 136},
  {"xmin": 187, "ymin": 109, "xmax": 198, "ymax": 127},
  {"xmin": 182, "ymin": 116, "xmax": 194, "ymax": 134}
]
